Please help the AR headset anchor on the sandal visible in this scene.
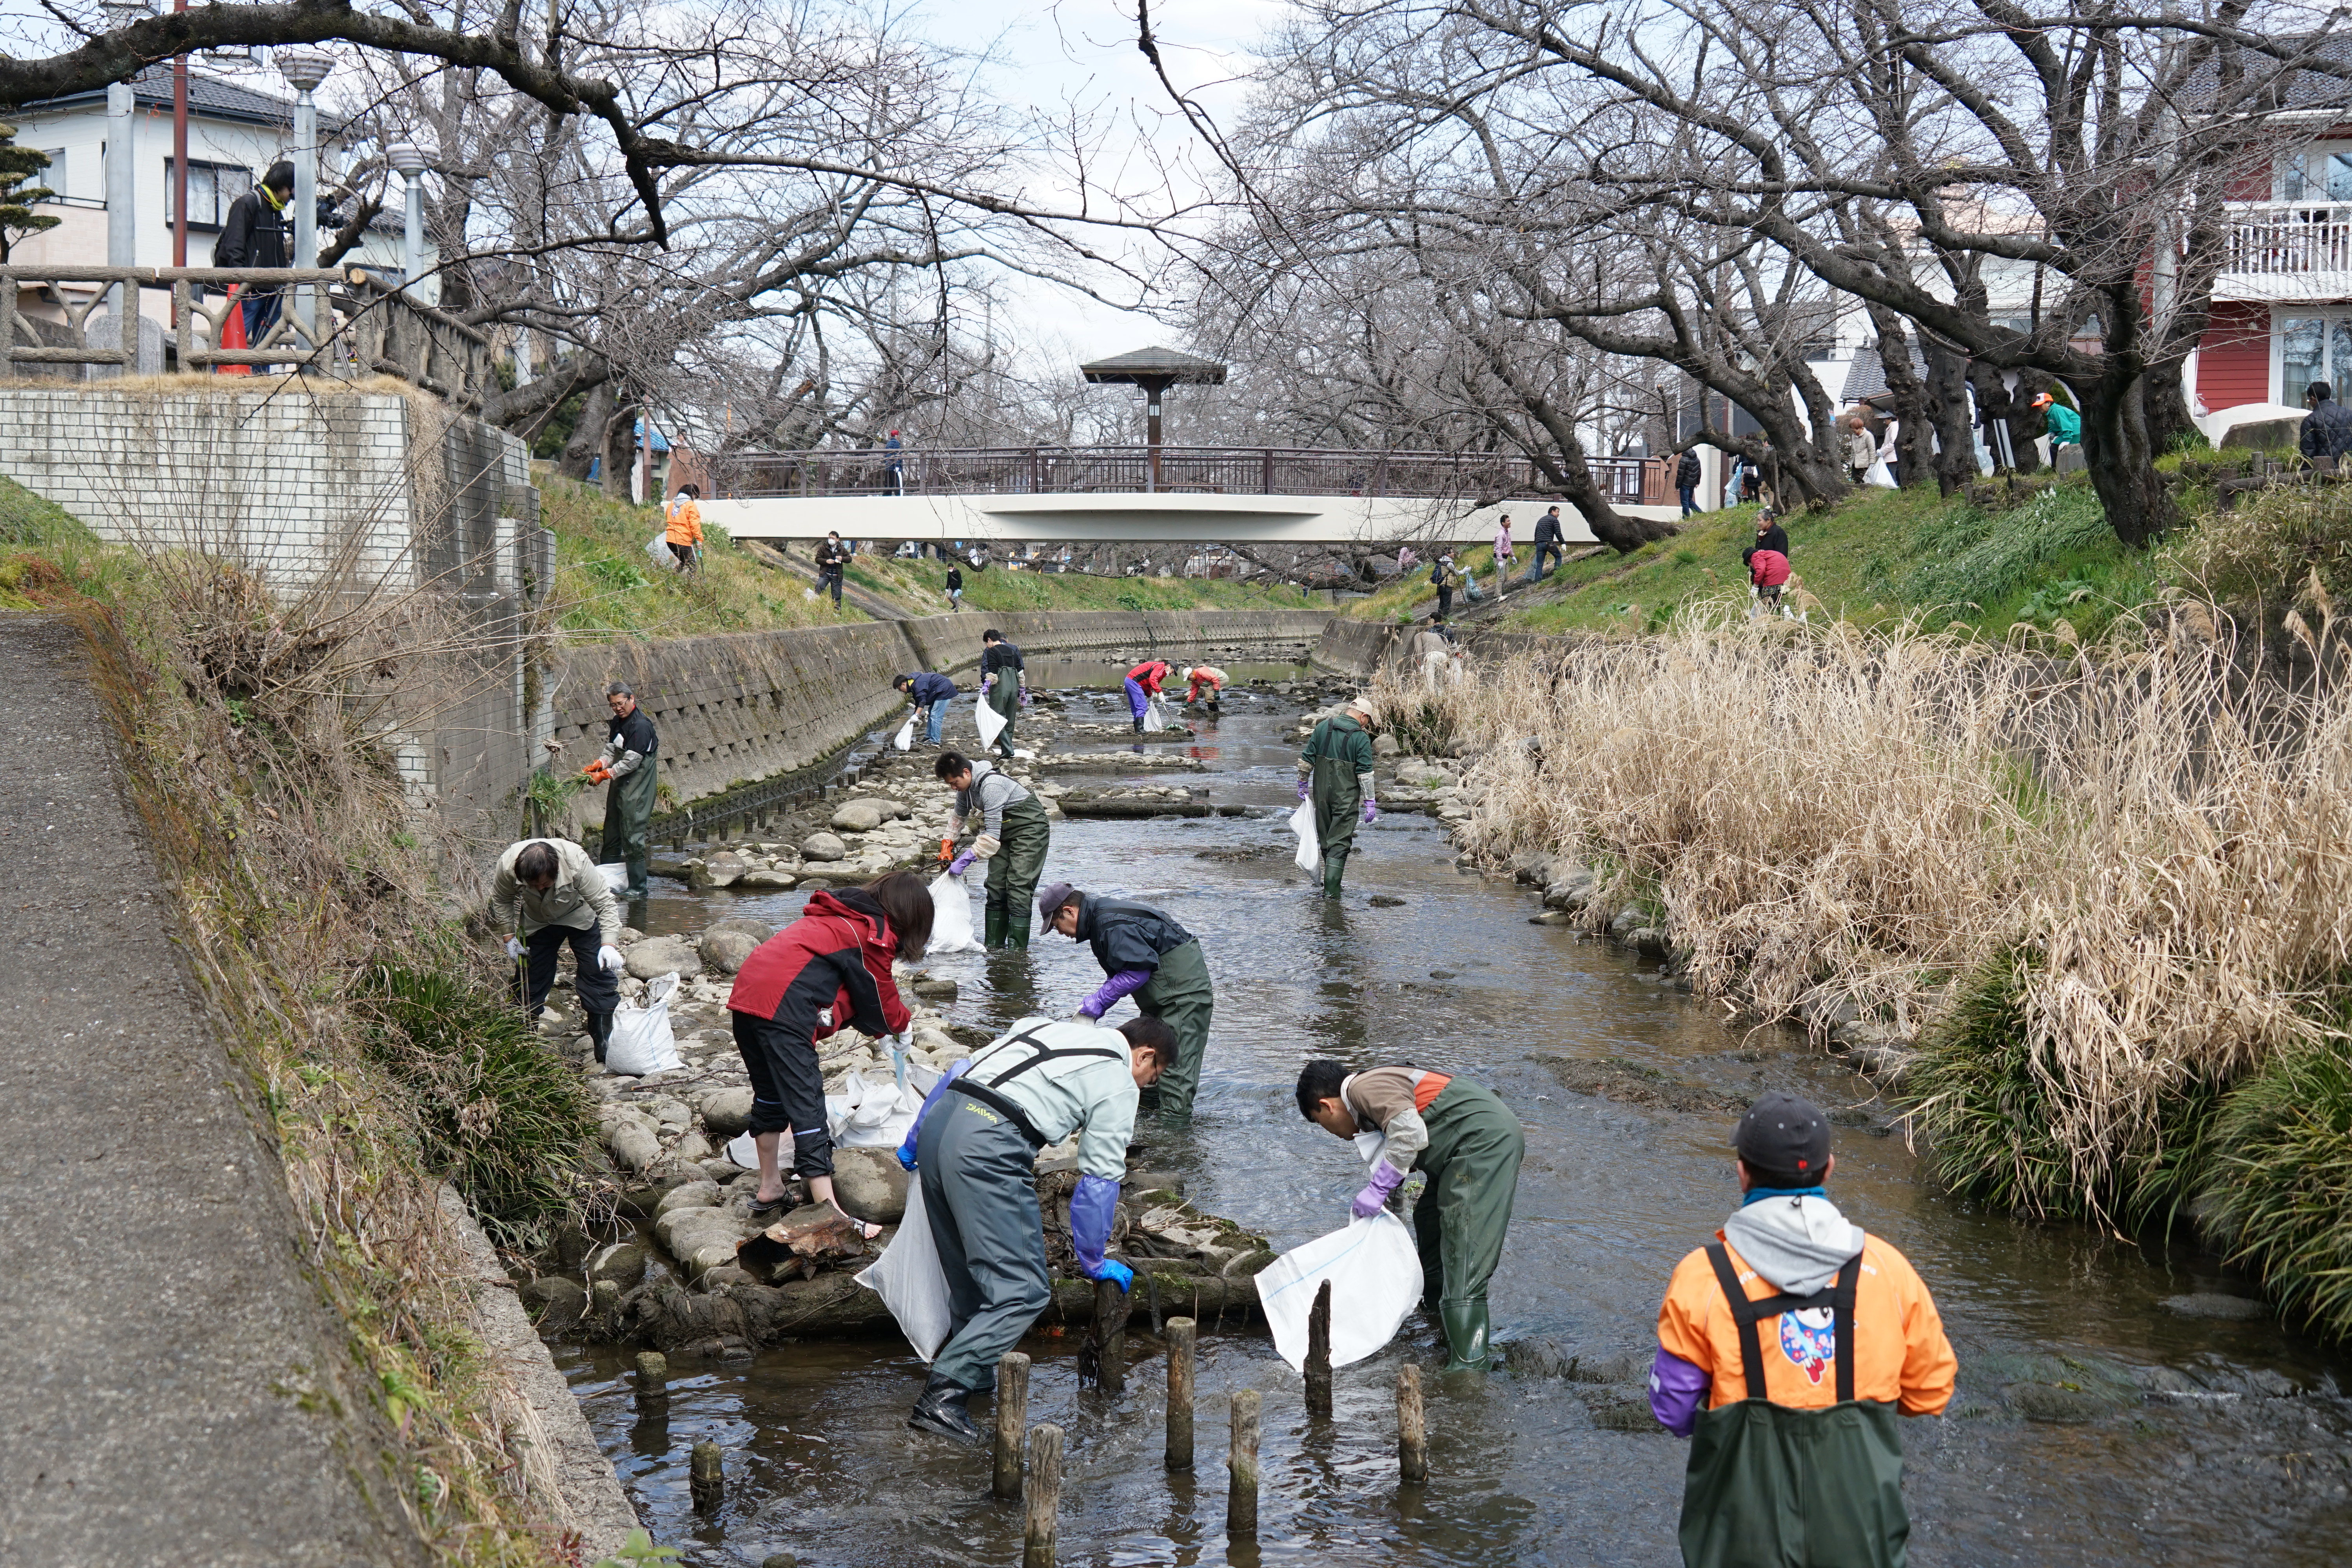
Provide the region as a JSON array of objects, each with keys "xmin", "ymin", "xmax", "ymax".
[
  {"xmin": 748, "ymin": 1190, "xmax": 795, "ymax": 1217},
  {"xmin": 824, "ymin": 1199, "xmax": 884, "ymax": 1241}
]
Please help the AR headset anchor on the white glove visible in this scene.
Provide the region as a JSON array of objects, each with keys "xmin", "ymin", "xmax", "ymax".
[
  {"xmin": 973, "ymin": 833, "xmax": 1001, "ymax": 860},
  {"xmin": 599, "ymin": 944, "xmax": 625, "ymax": 973},
  {"xmin": 505, "ymin": 936, "xmax": 524, "ymax": 960}
]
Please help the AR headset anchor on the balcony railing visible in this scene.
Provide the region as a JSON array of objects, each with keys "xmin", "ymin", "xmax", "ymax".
[
  {"xmin": 0, "ymin": 265, "xmax": 498, "ymax": 411},
  {"xmin": 2223, "ymin": 201, "xmax": 2352, "ymax": 277},
  {"xmin": 707, "ymin": 444, "xmax": 1664, "ymax": 505}
]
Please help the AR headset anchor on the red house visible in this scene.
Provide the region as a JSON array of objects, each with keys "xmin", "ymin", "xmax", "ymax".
[{"xmin": 2200, "ymin": 137, "xmax": 2352, "ymax": 414}]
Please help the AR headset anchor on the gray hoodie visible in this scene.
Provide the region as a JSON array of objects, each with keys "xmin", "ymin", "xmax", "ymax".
[{"xmin": 1722, "ymin": 1190, "xmax": 1867, "ymax": 1296}]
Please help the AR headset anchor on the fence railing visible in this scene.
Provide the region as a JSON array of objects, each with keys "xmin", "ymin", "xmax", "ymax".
[
  {"xmin": 2222, "ymin": 202, "xmax": 2352, "ymax": 278},
  {"xmin": 706, "ymin": 443, "xmax": 1661, "ymax": 505},
  {"xmin": 0, "ymin": 265, "xmax": 499, "ymax": 412}
]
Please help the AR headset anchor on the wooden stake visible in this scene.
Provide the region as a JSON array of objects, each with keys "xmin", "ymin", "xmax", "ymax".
[
  {"xmin": 1303, "ymin": 1279, "xmax": 1334, "ymax": 1418},
  {"xmin": 690, "ymin": 1439, "xmax": 724, "ymax": 1510},
  {"xmin": 1397, "ymin": 1365, "xmax": 1428, "ymax": 1485},
  {"xmin": 1024, "ymin": 1423, "xmax": 1063, "ymax": 1568},
  {"xmin": 1227, "ymin": 1388, "xmax": 1261, "ymax": 1536},
  {"xmin": 1094, "ymin": 1278, "xmax": 1127, "ymax": 1394},
  {"xmin": 994, "ymin": 1351, "xmax": 1031, "ymax": 1502},
  {"xmin": 1165, "ymin": 1316, "xmax": 1196, "ymax": 1471}
]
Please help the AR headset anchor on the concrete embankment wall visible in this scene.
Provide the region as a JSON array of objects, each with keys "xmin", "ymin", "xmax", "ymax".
[
  {"xmin": 1311, "ymin": 616, "xmax": 1403, "ymax": 677},
  {"xmin": 549, "ymin": 607, "xmax": 1333, "ymax": 813}
]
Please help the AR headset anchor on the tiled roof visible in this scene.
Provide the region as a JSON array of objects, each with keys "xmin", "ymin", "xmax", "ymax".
[
  {"xmin": 1081, "ymin": 346, "xmax": 1229, "ymax": 384},
  {"xmin": 25, "ymin": 65, "xmax": 344, "ymax": 131},
  {"xmin": 1840, "ymin": 344, "xmax": 1928, "ymax": 405}
]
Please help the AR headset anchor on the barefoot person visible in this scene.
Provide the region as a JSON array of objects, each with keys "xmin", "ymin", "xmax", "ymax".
[{"xmin": 724, "ymin": 872, "xmax": 933, "ymax": 1230}]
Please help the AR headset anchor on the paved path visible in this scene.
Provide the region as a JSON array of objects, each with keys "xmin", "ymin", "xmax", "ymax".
[{"xmin": 0, "ymin": 615, "xmax": 423, "ymax": 1568}]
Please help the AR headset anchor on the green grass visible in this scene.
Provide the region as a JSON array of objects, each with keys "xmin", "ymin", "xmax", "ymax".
[
  {"xmin": 848, "ymin": 554, "xmax": 1323, "ymax": 616},
  {"xmin": 2201, "ymin": 1029, "xmax": 2352, "ymax": 1340}
]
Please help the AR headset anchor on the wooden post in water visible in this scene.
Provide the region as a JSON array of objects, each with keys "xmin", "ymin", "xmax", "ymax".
[
  {"xmin": 1397, "ymin": 1365, "xmax": 1428, "ymax": 1485},
  {"xmin": 1303, "ymin": 1279, "xmax": 1334, "ymax": 1418},
  {"xmin": 1024, "ymin": 1423, "xmax": 1063, "ymax": 1568},
  {"xmin": 1094, "ymin": 1279, "xmax": 1127, "ymax": 1393},
  {"xmin": 1165, "ymin": 1317, "xmax": 1196, "ymax": 1470},
  {"xmin": 1227, "ymin": 1388, "xmax": 1261, "ymax": 1536},
  {"xmin": 994, "ymin": 1351, "xmax": 1031, "ymax": 1502},
  {"xmin": 690, "ymin": 1439, "xmax": 724, "ymax": 1510}
]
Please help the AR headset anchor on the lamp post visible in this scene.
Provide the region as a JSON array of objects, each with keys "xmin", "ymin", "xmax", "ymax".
[
  {"xmin": 274, "ymin": 48, "xmax": 332, "ymax": 339},
  {"xmin": 384, "ymin": 141, "xmax": 427, "ymax": 298},
  {"xmin": 99, "ymin": 0, "xmax": 150, "ymax": 348}
]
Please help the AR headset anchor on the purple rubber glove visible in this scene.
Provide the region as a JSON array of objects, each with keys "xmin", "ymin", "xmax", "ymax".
[
  {"xmin": 1649, "ymin": 1347, "xmax": 1709, "ymax": 1437},
  {"xmin": 895, "ymin": 1059, "xmax": 970, "ymax": 1171},
  {"xmin": 1296, "ymin": 779, "xmax": 1310, "ymax": 802},
  {"xmin": 1020, "ymin": 687, "xmax": 1032, "ymax": 706},
  {"xmin": 1071, "ymin": 1173, "xmax": 1129, "ymax": 1287},
  {"xmin": 1078, "ymin": 968, "xmax": 1152, "ymax": 1019},
  {"xmin": 1351, "ymin": 1160, "xmax": 1406, "ymax": 1219},
  {"xmin": 981, "ymin": 673, "xmax": 995, "ymax": 693},
  {"xmin": 947, "ymin": 851, "xmax": 976, "ymax": 877},
  {"xmin": 1361, "ymin": 800, "xmax": 1378, "ymax": 824}
]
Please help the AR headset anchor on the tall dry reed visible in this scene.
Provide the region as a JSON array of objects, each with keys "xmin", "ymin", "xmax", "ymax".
[{"xmin": 1379, "ymin": 604, "xmax": 2352, "ymax": 1219}]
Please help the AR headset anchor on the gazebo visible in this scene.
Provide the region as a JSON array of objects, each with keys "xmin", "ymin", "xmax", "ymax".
[{"xmin": 1081, "ymin": 345, "xmax": 1228, "ymax": 492}]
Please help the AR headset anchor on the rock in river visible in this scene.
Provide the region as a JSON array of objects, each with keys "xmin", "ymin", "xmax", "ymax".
[
  {"xmin": 698, "ymin": 1086, "xmax": 756, "ymax": 1138},
  {"xmin": 801, "ymin": 831, "xmax": 847, "ymax": 863},
  {"xmin": 831, "ymin": 1147, "xmax": 909, "ymax": 1224},
  {"xmin": 831, "ymin": 799, "xmax": 886, "ymax": 832},
  {"xmin": 693, "ymin": 850, "xmax": 748, "ymax": 890},
  {"xmin": 701, "ymin": 928, "xmax": 762, "ymax": 975},
  {"xmin": 626, "ymin": 935, "xmax": 703, "ymax": 980}
]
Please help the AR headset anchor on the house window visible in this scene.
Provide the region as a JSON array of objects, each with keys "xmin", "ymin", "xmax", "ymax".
[
  {"xmin": 36, "ymin": 149, "xmax": 63, "ymax": 197},
  {"xmin": 2279, "ymin": 147, "xmax": 2352, "ymax": 203},
  {"xmin": 2277, "ymin": 315, "xmax": 2352, "ymax": 406},
  {"xmin": 163, "ymin": 158, "xmax": 252, "ymax": 232}
]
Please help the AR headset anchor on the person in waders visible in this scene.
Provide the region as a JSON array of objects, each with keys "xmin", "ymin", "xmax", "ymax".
[
  {"xmin": 978, "ymin": 628, "xmax": 1025, "ymax": 759},
  {"xmin": 1294, "ymin": 1060, "xmax": 1523, "ymax": 1371},
  {"xmin": 1650, "ymin": 1091, "xmax": 1956, "ymax": 1568},
  {"xmin": 895, "ymin": 1014, "xmax": 1172, "ymax": 1443},
  {"xmin": 490, "ymin": 839, "xmax": 625, "ymax": 1065},
  {"xmin": 1039, "ymin": 883, "xmax": 1214, "ymax": 1129},
  {"xmin": 585, "ymin": 682, "xmax": 659, "ymax": 900},
  {"xmin": 936, "ymin": 750, "xmax": 1049, "ymax": 949},
  {"xmin": 1297, "ymin": 694, "xmax": 1379, "ymax": 897},
  {"xmin": 1124, "ymin": 658, "xmax": 1172, "ymax": 733}
]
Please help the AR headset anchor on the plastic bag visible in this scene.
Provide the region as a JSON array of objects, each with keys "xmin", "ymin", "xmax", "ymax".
[
  {"xmin": 607, "ymin": 972, "xmax": 682, "ymax": 1076},
  {"xmin": 926, "ymin": 872, "xmax": 982, "ymax": 953},
  {"xmin": 893, "ymin": 715, "xmax": 916, "ymax": 751},
  {"xmin": 1463, "ymin": 572, "xmax": 1483, "ymax": 603},
  {"xmin": 975, "ymin": 698, "xmax": 1007, "ymax": 749},
  {"xmin": 1255, "ymin": 1212, "xmax": 1424, "ymax": 1373},
  {"xmin": 1865, "ymin": 459, "xmax": 1896, "ymax": 489},
  {"xmin": 855, "ymin": 1178, "xmax": 953, "ymax": 1360},
  {"xmin": 646, "ymin": 532, "xmax": 671, "ymax": 567},
  {"xmin": 1289, "ymin": 799, "xmax": 1320, "ymax": 873},
  {"xmin": 1143, "ymin": 695, "xmax": 1171, "ymax": 732},
  {"xmin": 595, "ymin": 862, "xmax": 629, "ymax": 896}
]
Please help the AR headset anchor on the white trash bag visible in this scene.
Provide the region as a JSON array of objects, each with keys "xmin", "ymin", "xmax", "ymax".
[
  {"xmin": 856, "ymin": 1178, "xmax": 954, "ymax": 1361},
  {"xmin": 1865, "ymin": 459, "xmax": 1896, "ymax": 489},
  {"xmin": 975, "ymin": 696, "xmax": 1008, "ymax": 749},
  {"xmin": 926, "ymin": 872, "xmax": 982, "ymax": 954},
  {"xmin": 1143, "ymin": 694, "xmax": 1171, "ymax": 732},
  {"xmin": 606, "ymin": 971, "xmax": 683, "ymax": 1076},
  {"xmin": 1290, "ymin": 798, "xmax": 1321, "ymax": 873},
  {"xmin": 1255, "ymin": 1212, "xmax": 1424, "ymax": 1374},
  {"xmin": 892, "ymin": 715, "xmax": 916, "ymax": 752},
  {"xmin": 645, "ymin": 531, "xmax": 672, "ymax": 567},
  {"xmin": 596, "ymin": 862, "xmax": 629, "ymax": 896}
]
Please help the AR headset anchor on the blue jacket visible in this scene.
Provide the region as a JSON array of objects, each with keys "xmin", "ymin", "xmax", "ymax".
[{"xmin": 902, "ymin": 671, "xmax": 957, "ymax": 706}]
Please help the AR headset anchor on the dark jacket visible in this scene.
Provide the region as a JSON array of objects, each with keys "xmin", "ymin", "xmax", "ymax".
[
  {"xmin": 214, "ymin": 187, "xmax": 289, "ymax": 271},
  {"xmin": 606, "ymin": 705, "xmax": 658, "ymax": 762},
  {"xmin": 902, "ymin": 671, "xmax": 957, "ymax": 706},
  {"xmin": 726, "ymin": 889, "xmax": 912, "ymax": 1038},
  {"xmin": 2303, "ymin": 398, "xmax": 2352, "ymax": 460},
  {"xmin": 1742, "ymin": 523, "xmax": 1790, "ymax": 567},
  {"xmin": 1675, "ymin": 450, "xmax": 1702, "ymax": 489},
  {"xmin": 1535, "ymin": 512, "xmax": 1564, "ymax": 546},
  {"xmin": 980, "ymin": 640, "xmax": 1024, "ymax": 681},
  {"xmin": 945, "ymin": 567, "xmax": 963, "ymax": 591},
  {"xmin": 815, "ymin": 539, "xmax": 848, "ymax": 573},
  {"xmin": 1073, "ymin": 895, "xmax": 1196, "ymax": 978}
]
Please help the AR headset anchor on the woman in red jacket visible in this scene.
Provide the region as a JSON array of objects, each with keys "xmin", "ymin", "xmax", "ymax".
[
  {"xmin": 727, "ymin": 872, "xmax": 934, "ymax": 1228},
  {"xmin": 1124, "ymin": 659, "xmax": 1172, "ymax": 733}
]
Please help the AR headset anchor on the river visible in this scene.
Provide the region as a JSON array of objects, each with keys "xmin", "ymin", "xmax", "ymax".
[{"xmin": 550, "ymin": 659, "xmax": 2352, "ymax": 1567}]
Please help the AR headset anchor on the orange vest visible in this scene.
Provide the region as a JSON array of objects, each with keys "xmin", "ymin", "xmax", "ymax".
[{"xmin": 665, "ymin": 496, "xmax": 703, "ymax": 546}]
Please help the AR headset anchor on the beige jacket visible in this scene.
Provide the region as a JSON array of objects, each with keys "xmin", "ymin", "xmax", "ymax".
[{"xmin": 490, "ymin": 838, "xmax": 621, "ymax": 941}]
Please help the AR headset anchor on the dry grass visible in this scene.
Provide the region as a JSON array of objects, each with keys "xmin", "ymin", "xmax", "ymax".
[{"xmin": 1381, "ymin": 603, "xmax": 2352, "ymax": 1231}]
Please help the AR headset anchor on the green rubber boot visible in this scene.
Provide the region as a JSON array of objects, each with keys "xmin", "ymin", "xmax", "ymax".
[
  {"xmin": 1439, "ymin": 1299, "xmax": 1495, "ymax": 1372},
  {"xmin": 982, "ymin": 906, "xmax": 1007, "ymax": 948},
  {"xmin": 1002, "ymin": 915, "xmax": 1031, "ymax": 950},
  {"xmin": 1321, "ymin": 844, "xmax": 1349, "ymax": 898}
]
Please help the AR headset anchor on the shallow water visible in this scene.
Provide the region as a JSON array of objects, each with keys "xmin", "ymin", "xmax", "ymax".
[{"xmin": 555, "ymin": 672, "xmax": 2352, "ymax": 1567}]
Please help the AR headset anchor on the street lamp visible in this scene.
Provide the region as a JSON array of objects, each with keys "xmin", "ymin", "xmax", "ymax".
[
  {"xmin": 384, "ymin": 140, "xmax": 427, "ymax": 299},
  {"xmin": 274, "ymin": 48, "xmax": 332, "ymax": 338},
  {"xmin": 98, "ymin": 0, "xmax": 151, "ymax": 336}
]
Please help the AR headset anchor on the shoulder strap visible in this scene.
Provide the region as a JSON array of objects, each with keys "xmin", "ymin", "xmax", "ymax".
[
  {"xmin": 1706, "ymin": 1242, "xmax": 1866, "ymax": 1405},
  {"xmin": 1832, "ymin": 1248, "xmax": 1860, "ymax": 1405},
  {"xmin": 1705, "ymin": 1243, "xmax": 1769, "ymax": 1401},
  {"xmin": 969, "ymin": 1023, "xmax": 1125, "ymax": 1090}
]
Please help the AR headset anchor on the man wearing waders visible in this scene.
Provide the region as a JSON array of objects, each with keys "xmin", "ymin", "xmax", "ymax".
[
  {"xmin": 490, "ymin": 839, "xmax": 624, "ymax": 1064},
  {"xmin": 936, "ymin": 750, "xmax": 1049, "ymax": 949},
  {"xmin": 1297, "ymin": 695, "xmax": 1379, "ymax": 897},
  {"xmin": 1039, "ymin": 882, "xmax": 1214, "ymax": 1129},
  {"xmin": 1295, "ymin": 1060, "xmax": 1523, "ymax": 1371},
  {"xmin": 897, "ymin": 1014, "xmax": 1172, "ymax": 1443},
  {"xmin": 585, "ymin": 682, "xmax": 659, "ymax": 900},
  {"xmin": 978, "ymin": 628, "xmax": 1025, "ymax": 759},
  {"xmin": 1651, "ymin": 1092, "xmax": 1956, "ymax": 1568}
]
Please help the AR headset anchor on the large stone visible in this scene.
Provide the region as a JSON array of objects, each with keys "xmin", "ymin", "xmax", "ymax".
[
  {"xmin": 692, "ymin": 851, "xmax": 747, "ymax": 890},
  {"xmin": 831, "ymin": 799, "xmax": 886, "ymax": 833},
  {"xmin": 699, "ymin": 1087, "xmax": 756, "ymax": 1138},
  {"xmin": 700, "ymin": 929, "xmax": 762, "ymax": 976},
  {"xmin": 737, "ymin": 869, "xmax": 799, "ymax": 891},
  {"xmin": 1372, "ymin": 732, "xmax": 1400, "ymax": 757},
  {"xmin": 831, "ymin": 1147, "xmax": 909, "ymax": 1225},
  {"xmin": 800, "ymin": 831, "xmax": 847, "ymax": 863},
  {"xmin": 626, "ymin": 935, "xmax": 703, "ymax": 980},
  {"xmin": 604, "ymin": 1120, "xmax": 664, "ymax": 1174},
  {"xmin": 653, "ymin": 1180, "xmax": 720, "ymax": 1219},
  {"xmin": 910, "ymin": 976, "xmax": 958, "ymax": 1001},
  {"xmin": 520, "ymin": 1275, "xmax": 588, "ymax": 1322},
  {"xmin": 588, "ymin": 1241, "xmax": 650, "ymax": 1288},
  {"xmin": 671, "ymin": 1131, "xmax": 714, "ymax": 1164},
  {"xmin": 708, "ymin": 916, "xmax": 778, "ymax": 945}
]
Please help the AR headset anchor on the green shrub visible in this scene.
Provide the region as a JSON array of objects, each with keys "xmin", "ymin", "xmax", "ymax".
[
  {"xmin": 1905, "ymin": 946, "xmax": 2089, "ymax": 1216},
  {"xmin": 2200, "ymin": 1032, "xmax": 2352, "ymax": 1339},
  {"xmin": 2167, "ymin": 482, "xmax": 2352, "ymax": 617},
  {"xmin": 1888, "ymin": 484, "xmax": 2112, "ymax": 612}
]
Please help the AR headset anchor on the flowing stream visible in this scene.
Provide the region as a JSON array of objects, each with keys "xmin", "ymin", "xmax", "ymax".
[{"xmin": 549, "ymin": 661, "xmax": 2352, "ymax": 1567}]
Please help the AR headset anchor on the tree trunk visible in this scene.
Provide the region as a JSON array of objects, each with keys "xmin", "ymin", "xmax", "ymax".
[
  {"xmin": 1920, "ymin": 336, "xmax": 1980, "ymax": 495},
  {"xmin": 1866, "ymin": 309, "xmax": 1933, "ymax": 486},
  {"xmin": 2082, "ymin": 367, "xmax": 2178, "ymax": 548},
  {"xmin": 602, "ymin": 403, "xmax": 637, "ymax": 499},
  {"xmin": 558, "ymin": 380, "xmax": 615, "ymax": 481}
]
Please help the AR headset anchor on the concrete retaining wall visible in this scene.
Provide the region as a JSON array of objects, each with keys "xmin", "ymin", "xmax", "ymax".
[
  {"xmin": 549, "ymin": 608, "xmax": 1335, "ymax": 817},
  {"xmin": 1311, "ymin": 615, "xmax": 1403, "ymax": 677}
]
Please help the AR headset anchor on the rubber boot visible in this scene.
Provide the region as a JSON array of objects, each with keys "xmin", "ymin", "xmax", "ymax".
[
  {"xmin": 1322, "ymin": 845, "xmax": 1348, "ymax": 898},
  {"xmin": 907, "ymin": 1374, "xmax": 980, "ymax": 1444},
  {"xmin": 625, "ymin": 856, "xmax": 649, "ymax": 901},
  {"xmin": 586, "ymin": 1010, "xmax": 613, "ymax": 1067},
  {"xmin": 1002, "ymin": 915, "xmax": 1031, "ymax": 951},
  {"xmin": 982, "ymin": 906, "xmax": 1007, "ymax": 949},
  {"xmin": 1132, "ymin": 715, "xmax": 1145, "ymax": 734},
  {"xmin": 1440, "ymin": 1299, "xmax": 1495, "ymax": 1373}
]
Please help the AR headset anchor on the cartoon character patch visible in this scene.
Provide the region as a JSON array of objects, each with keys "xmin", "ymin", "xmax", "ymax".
[{"xmin": 1778, "ymin": 1307, "xmax": 1837, "ymax": 1385}]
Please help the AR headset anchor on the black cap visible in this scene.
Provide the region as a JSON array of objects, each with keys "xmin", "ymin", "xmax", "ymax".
[{"xmin": 1735, "ymin": 1092, "xmax": 1831, "ymax": 1186}]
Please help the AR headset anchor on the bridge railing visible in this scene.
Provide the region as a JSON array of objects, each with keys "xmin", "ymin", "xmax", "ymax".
[
  {"xmin": 0, "ymin": 265, "xmax": 499, "ymax": 412},
  {"xmin": 708, "ymin": 444, "xmax": 1663, "ymax": 505}
]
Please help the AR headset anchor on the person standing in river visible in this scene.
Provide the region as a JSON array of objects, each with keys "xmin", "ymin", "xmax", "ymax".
[
  {"xmin": 896, "ymin": 1014, "xmax": 1171, "ymax": 1443},
  {"xmin": 1295, "ymin": 1059, "xmax": 1524, "ymax": 1372},
  {"xmin": 1039, "ymin": 882, "xmax": 1214, "ymax": 1128},
  {"xmin": 936, "ymin": 749, "xmax": 1049, "ymax": 949},
  {"xmin": 583, "ymin": 682, "xmax": 659, "ymax": 900},
  {"xmin": 490, "ymin": 838, "xmax": 624, "ymax": 1065},
  {"xmin": 978, "ymin": 628, "xmax": 1024, "ymax": 759},
  {"xmin": 1298, "ymin": 694, "xmax": 1379, "ymax": 898},
  {"xmin": 1123, "ymin": 657, "xmax": 1172, "ymax": 733},
  {"xmin": 1650, "ymin": 1091, "xmax": 1956, "ymax": 1568}
]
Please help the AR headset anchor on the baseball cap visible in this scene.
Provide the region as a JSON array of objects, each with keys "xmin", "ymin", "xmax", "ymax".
[{"xmin": 1734, "ymin": 1091, "xmax": 1832, "ymax": 1186}]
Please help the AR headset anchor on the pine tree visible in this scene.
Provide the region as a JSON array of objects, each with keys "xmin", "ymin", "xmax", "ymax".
[{"xmin": 0, "ymin": 121, "xmax": 59, "ymax": 263}]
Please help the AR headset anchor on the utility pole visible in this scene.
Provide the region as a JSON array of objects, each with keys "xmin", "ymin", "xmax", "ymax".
[{"xmin": 275, "ymin": 49, "xmax": 332, "ymax": 341}]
